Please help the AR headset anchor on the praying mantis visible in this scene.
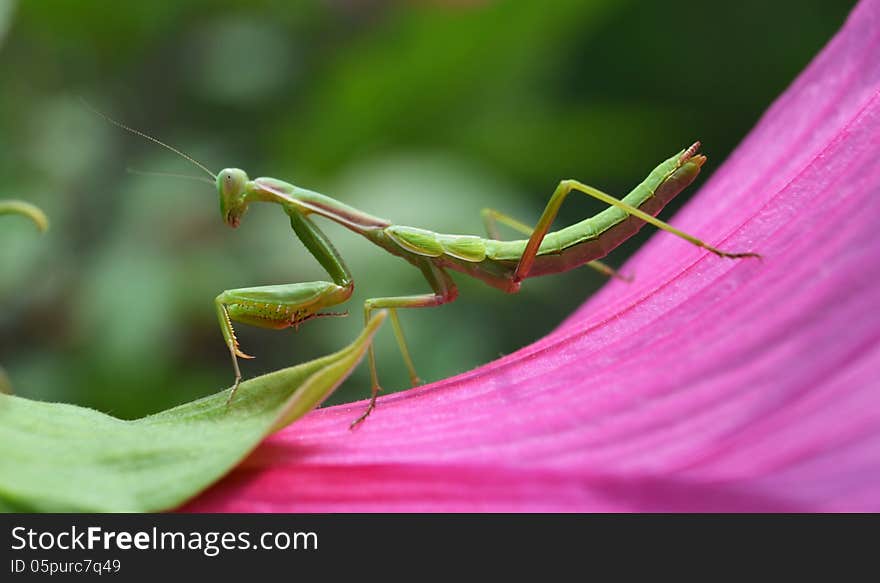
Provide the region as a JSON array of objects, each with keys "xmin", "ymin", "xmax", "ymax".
[
  {"xmin": 1, "ymin": 200, "xmax": 48, "ymax": 394},
  {"xmin": 94, "ymin": 109, "xmax": 759, "ymax": 428}
]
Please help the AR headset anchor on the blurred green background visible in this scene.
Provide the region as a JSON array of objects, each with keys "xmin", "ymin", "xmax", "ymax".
[{"xmin": 0, "ymin": 0, "xmax": 854, "ymax": 418}]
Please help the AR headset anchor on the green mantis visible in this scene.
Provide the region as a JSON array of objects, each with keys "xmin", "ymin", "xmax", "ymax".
[
  {"xmin": 97, "ymin": 111, "xmax": 759, "ymax": 428},
  {"xmin": 214, "ymin": 144, "xmax": 759, "ymax": 430},
  {"xmin": 1, "ymin": 199, "xmax": 48, "ymax": 394}
]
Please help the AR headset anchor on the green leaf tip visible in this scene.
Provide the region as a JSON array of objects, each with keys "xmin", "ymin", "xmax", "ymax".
[
  {"xmin": 0, "ymin": 200, "xmax": 49, "ymax": 232},
  {"xmin": 0, "ymin": 310, "xmax": 387, "ymax": 512}
]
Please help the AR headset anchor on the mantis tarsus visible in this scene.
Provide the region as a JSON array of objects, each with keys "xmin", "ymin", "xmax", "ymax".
[{"xmin": 95, "ymin": 109, "xmax": 759, "ymax": 428}]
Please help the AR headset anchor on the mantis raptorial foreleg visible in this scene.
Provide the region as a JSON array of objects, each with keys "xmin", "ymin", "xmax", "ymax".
[
  {"xmin": 513, "ymin": 180, "xmax": 760, "ymax": 282},
  {"xmin": 353, "ymin": 260, "xmax": 458, "ymax": 428},
  {"xmin": 480, "ymin": 207, "xmax": 628, "ymax": 281},
  {"xmin": 217, "ymin": 209, "xmax": 355, "ymax": 405},
  {"xmin": 215, "ymin": 283, "xmax": 352, "ymax": 401}
]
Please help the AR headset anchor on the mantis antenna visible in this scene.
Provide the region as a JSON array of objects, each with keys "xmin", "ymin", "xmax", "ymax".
[
  {"xmin": 80, "ymin": 98, "xmax": 217, "ymax": 180},
  {"xmin": 125, "ymin": 168, "xmax": 215, "ymax": 186}
]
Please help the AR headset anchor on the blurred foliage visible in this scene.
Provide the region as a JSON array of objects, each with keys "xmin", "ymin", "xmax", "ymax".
[{"xmin": 0, "ymin": 0, "xmax": 854, "ymax": 418}]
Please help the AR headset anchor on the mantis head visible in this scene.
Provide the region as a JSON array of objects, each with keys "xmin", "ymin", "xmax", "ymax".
[{"xmin": 217, "ymin": 168, "xmax": 250, "ymax": 228}]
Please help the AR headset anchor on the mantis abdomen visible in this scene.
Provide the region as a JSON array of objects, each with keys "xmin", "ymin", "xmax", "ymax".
[{"xmin": 370, "ymin": 145, "xmax": 706, "ymax": 289}]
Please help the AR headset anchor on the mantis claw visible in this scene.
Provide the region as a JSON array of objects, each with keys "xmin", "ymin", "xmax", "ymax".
[{"xmin": 234, "ymin": 346, "xmax": 255, "ymax": 360}]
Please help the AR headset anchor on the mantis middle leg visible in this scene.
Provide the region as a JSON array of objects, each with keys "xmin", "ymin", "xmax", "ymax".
[
  {"xmin": 352, "ymin": 260, "xmax": 458, "ymax": 428},
  {"xmin": 480, "ymin": 207, "xmax": 628, "ymax": 280},
  {"xmin": 513, "ymin": 180, "xmax": 759, "ymax": 282},
  {"xmin": 217, "ymin": 208, "xmax": 354, "ymax": 404}
]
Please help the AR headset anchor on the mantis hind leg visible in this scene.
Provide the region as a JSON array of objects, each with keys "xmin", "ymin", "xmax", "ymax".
[
  {"xmin": 352, "ymin": 260, "xmax": 458, "ymax": 429},
  {"xmin": 480, "ymin": 207, "xmax": 630, "ymax": 281},
  {"xmin": 513, "ymin": 180, "xmax": 759, "ymax": 282},
  {"xmin": 216, "ymin": 280, "xmax": 354, "ymax": 405}
]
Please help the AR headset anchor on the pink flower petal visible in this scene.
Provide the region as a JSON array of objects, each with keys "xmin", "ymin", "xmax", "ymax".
[{"xmin": 181, "ymin": 0, "xmax": 880, "ymax": 512}]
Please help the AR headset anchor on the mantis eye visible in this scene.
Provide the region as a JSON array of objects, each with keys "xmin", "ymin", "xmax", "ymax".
[
  {"xmin": 220, "ymin": 171, "xmax": 243, "ymax": 197},
  {"xmin": 217, "ymin": 168, "xmax": 248, "ymax": 195}
]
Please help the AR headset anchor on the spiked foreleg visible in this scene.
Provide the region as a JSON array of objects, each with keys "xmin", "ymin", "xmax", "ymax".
[{"xmin": 220, "ymin": 208, "xmax": 355, "ymax": 405}]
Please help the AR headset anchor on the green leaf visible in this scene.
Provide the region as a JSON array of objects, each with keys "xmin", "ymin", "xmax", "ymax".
[{"xmin": 0, "ymin": 311, "xmax": 386, "ymax": 512}]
